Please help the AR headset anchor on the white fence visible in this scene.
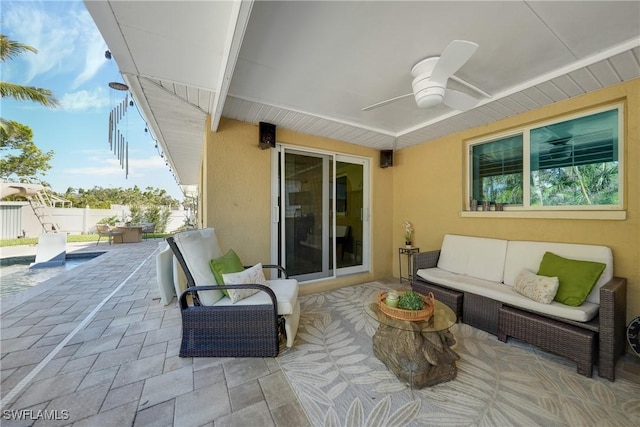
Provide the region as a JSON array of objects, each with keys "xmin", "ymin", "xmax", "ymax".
[{"xmin": 0, "ymin": 202, "xmax": 188, "ymax": 239}]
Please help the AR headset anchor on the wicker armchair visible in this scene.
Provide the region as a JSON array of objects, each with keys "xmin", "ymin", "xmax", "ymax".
[{"xmin": 166, "ymin": 228, "xmax": 299, "ymax": 358}]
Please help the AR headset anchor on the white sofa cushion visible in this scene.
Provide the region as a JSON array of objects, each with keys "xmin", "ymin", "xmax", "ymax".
[
  {"xmin": 156, "ymin": 241, "xmax": 176, "ymax": 305},
  {"xmin": 173, "ymin": 256, "xmax": 187, "ymax": 298},
  {"xmin": 437, "ymin": 234, "xmax": 508, "ymax": 283},
  {"xmin": 417, "ymin": 267, "xmax": 598, "ymax": 322},
  {"xmin": 172, "ymin": 228, "xmax": 224, "ymax": 305},
  {"xmin": 212, "ymin": 278, "xmax": 299, "ymax": 315},
  {"xmin": 504, "ymin": 241, "xmax": 613, "ymax": 304}
]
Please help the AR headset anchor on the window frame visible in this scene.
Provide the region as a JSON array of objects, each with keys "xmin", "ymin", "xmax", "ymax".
[{"xmin": 466, "ymin": 103, "xmax": 624, "ymax": 213}]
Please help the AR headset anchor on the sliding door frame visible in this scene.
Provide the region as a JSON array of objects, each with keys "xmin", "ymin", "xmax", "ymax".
[{"xmin": 270, "ymin": 144, "xmax": 370, "ymax": 283}]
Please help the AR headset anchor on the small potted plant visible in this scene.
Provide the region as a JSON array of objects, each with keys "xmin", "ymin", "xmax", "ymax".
[
  {"xmin": 403, "ymin": 221, "xmax": 413, "ymax": 247},
  {"xmin": 398, "ymin": 291, "xmax": 425, "ymax": 310},
  {"xmin": 495, "ymin": 192, "xmax": 507, "ymax": 211}
]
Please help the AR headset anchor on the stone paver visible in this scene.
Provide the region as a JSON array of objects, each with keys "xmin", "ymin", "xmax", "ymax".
[
  {"xmin": 174, "ymin": 382, "xmax": 232, "ymax": 425},
  {"xmin": 229, "ymin": 379, "xmax": 265, "ymax": 412},
  {"xmin": 0, "ymin": 240, "xmax": 309, "ymax": 426}
]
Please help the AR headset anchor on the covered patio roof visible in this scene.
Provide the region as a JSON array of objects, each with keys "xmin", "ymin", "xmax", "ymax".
[{"xmin": 84, "ymin": 1, "xmax": 640, "ymax": 189}]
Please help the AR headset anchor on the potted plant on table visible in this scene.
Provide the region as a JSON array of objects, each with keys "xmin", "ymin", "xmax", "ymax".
[
  {"xmin": 398, "ymin": 291, "xmax": 425, "ymax": 310},
  {"xmin": 403, "ymin": 221, "xmax": 413, "ymax": 247}
]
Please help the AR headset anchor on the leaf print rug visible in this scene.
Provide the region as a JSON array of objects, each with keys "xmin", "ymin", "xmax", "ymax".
[{"xmin": 277, "ymin": 282, "xmax": 640, "ymax": 426}]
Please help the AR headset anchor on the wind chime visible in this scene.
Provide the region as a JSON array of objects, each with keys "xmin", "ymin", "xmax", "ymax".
[{"xmin": 108, "ymin": 81, "xmax": 130, "ymax": 178}]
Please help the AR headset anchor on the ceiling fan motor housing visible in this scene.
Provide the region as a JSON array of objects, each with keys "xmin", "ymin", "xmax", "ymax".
[
  {"xmin": 412, "ymin": 77, "xmax": 445, "ymax": 108},
  {"xmin": 411, "ymin": 57, "xmax": 446, "ymax": 108}
]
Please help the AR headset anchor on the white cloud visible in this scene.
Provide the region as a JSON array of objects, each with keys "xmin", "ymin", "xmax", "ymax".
[
  {"xmin": 64, "ymin": 155, "xmax": 166, "ymax": 176},
  {"xmin": 3, "ymin": 1, "xmax": 107, "ymax": 86},
  {"xmin": 61, "ymin": 87, "xmax": 110, "ymax": 111},
  {"xmin": 72, "ymin": 9, "xmax": 109, "ymax": 88}
]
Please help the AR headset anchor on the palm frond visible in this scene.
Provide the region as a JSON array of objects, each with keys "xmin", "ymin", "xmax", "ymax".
[
  {"xmin": 0, "ymin": 82, "xmax": 60, "ymax": 107},
  {"xmin": 0, "ymin": 34, "xmax": 38, "ymax": 61}
]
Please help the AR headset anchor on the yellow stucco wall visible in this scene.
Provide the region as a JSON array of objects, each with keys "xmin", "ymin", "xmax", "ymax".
[
  {"xmin": 200, "ymin": 79, "xmax": 638, "ymax": 320},
  {"xmin": 202, "ymin": 118, "xmax": 394, "ymax": 295},
  {"xmin": 393, "ymin": 78, "xmax": 640, "ymax": 323}
]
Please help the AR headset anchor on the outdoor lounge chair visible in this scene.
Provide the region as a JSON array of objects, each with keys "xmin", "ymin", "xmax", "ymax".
[
  {"xmin": 166, "ymin": 228, "xmax": 300, "ymax": 357},
  {"xmin": 96, "ymin": 223, "xmax": 123, "ymax": 245}
]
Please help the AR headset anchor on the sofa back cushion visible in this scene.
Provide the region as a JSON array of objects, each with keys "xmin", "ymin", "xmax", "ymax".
[
  {"xmin": 504, "ymin": 241, "xmax": 613, "ymax": 304},
  {"xmin": 437, "ymin": 234, "xmax": 508, "ymax": 283},
  {"xmin": 172, "ymin": 228, "xmax": 224, "ymax": 305}
]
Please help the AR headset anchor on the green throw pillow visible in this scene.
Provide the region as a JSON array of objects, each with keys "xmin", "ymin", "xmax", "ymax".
[
  {"xmin": 209, "ymin": 249, "xmax": 244, "ymax": 296},
  {"xmin": 537, "ymin": 251, "xmax": 606, "ymax": 307}
]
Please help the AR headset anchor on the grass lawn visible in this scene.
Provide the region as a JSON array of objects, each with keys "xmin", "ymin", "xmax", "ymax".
[{"xmin": 0, "ymin": 234, "xmax": 171, "ymax": 247}]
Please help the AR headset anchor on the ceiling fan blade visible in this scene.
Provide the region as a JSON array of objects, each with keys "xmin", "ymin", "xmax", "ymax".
[
  {"xmin": 362, "ymin": 93, "xmax": 413, "ymax": 111},
  {"xmin": 430, "ymin": 40, "xmax": 479, "ymax": 85},
  {"xmin": 442, "ymin": 89, "xmax": 479, "ymax": 111}
]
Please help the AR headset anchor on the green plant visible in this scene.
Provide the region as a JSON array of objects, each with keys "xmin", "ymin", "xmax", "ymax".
[
  {"xmin": 99, "ymin": 215, "xmax": 120, "ymax": 226},
  {"xmin": 398, "ymin": 291, "xmax": 424, "ymax": 310},
  {"xmin": 129, "ymin": 204, "xmax": 144, "ymax": 224}
]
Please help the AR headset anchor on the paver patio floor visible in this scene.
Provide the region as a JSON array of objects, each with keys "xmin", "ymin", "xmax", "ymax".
[
  {"xmin": 1, "ymin": 240, "xmax": 309, "ymax": 426},
  {"xmin": 2, "ymin": 240, "xmax": 638, "ymax": 426}
]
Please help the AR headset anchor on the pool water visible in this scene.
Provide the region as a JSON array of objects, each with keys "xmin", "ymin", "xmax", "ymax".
[{"xmin": 0, "ymin": 253, "xmax": 104, "ymax": 299}]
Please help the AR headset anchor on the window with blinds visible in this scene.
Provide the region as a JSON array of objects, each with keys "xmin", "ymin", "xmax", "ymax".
[
  {"xmin": 468, "ymin": 105, "xmax": 622, "ymax": 210},
  {"xmin": 470, "ymin": 134, "xmax": 523, "ymax": 204}
]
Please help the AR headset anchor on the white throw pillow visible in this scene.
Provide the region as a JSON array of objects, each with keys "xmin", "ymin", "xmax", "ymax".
[
  {"xmin": 222, "ymin": 263, "xmax": 268, "ymax": 303},
  {"xmin": 514, "ymin": 269, "xmax": 559, "ymax": 304}
]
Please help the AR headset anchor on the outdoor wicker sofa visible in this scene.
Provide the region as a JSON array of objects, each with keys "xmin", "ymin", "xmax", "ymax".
[
  {"xmin": 166, "ymin": 228, "xmax": 300, "ymax": 358},
  {"xmin": 412, "ymin": 234, "xmax": 627, "ymax": 381}
]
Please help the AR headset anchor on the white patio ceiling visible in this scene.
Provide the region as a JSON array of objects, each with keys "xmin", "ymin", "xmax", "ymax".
[{"xmin": 85, "ymin": 1, "xmax": 640, "ymax": 189}]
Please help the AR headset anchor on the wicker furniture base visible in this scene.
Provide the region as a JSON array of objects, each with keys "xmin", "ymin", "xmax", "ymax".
[
  {"xmin": 412, "ymin": 281, "xmax": 463, "ymax": 321},
  {"xmin": 464, "ymin": 293, "xmax": 502, "ymax": 336},
  {"xmin": 499, "ymin": 306, "xmax": 596, "ymax": 377},
  {"xmin": 179, "ymin": 301, "xmax": 279, "ymax": 357}
]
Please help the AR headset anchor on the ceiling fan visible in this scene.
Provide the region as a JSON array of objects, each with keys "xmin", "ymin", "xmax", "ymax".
[{"xmin": 362, "ymin": 40, "xmax": 482, "ymax": 112}]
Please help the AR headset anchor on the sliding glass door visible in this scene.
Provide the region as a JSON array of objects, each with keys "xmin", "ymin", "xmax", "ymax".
[
  {"xmin": 272, "ymin": 146, "xmax": 369, "ymax": 282},
  {"xmin": 334, "ymin": 159, "xmax": 366, "ymax": 274}
]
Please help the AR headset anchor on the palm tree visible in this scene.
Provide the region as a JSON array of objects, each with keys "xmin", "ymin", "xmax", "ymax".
[{"xmin": 0, "ymin": 34, "xmax": 59, "ymax": 132}]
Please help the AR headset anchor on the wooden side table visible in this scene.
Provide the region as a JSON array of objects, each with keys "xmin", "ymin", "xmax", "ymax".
[
  {"xmin": 398, "ymin": 247, "xmax": 419, "ymax": 283},
  {"xmin": 365, "ymin": 290, "xmax": 459, "ymax": 388}
]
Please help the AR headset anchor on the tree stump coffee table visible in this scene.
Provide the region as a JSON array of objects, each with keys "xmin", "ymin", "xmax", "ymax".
[{"xmin": 364, "ymin": 289, "xmax": 459, "ymax": 388}]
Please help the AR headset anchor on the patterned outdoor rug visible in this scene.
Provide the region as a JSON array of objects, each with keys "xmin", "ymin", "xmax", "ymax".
[{"xmin": 277, "ymin": 282, "xmax": 640, "ymax": 426}]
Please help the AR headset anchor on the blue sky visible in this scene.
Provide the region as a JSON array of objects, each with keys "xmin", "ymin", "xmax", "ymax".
[{"xmin": 2, "ymin": 0, "xmax": 184, "ymax": 200}]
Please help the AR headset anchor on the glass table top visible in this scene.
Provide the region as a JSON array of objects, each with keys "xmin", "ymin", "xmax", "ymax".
[{"xmin": 364, "ymin": 288, "xmax": 457, "ymax": 333}]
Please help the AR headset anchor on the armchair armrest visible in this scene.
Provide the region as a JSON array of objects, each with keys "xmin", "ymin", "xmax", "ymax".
[
  {"xmin": 598, "ymin": 276, "xmax": 627, "ymax": 381},
  {"xmin": 180, "ymin": 284, "xmax": 278, "ymax": 309},
  {"xmin": 244, "ymin": 264, "xmax": 290, "ymax": 279},
  {"xmin": 412, "ymin": 250, "xmax": 441, "ymax": 279}
]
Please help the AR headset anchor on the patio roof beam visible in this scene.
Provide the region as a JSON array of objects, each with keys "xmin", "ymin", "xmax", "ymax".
[{"xmin": 210, "ymin": 0, "xmax": 254, "ymax": 132}]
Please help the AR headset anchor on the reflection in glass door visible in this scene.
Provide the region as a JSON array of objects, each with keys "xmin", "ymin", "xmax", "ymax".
[
  {"xmin": 334, "ymin": 160, "xmax": 365, "ymax": 274},
  {"xmin": 282, "ymin": 150, "xmax": 332, "ymax": 281},
  {"xmin": 273, "ymin": 147, "xmax": 369, "ymax": 282}
]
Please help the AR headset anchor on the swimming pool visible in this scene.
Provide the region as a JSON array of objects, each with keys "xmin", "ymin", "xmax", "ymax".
[{"xmin": 0, "ymin": 252, "xmax": 105, "ymax": 298}]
